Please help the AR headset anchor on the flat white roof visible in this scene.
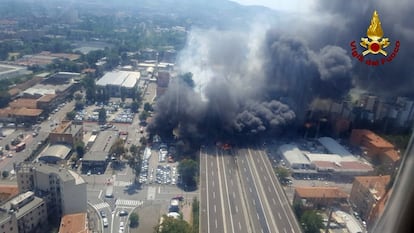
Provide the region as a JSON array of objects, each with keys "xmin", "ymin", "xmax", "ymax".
[
  {"xmin": 318, "ymin": 137, "xmax": 352, "ymax": 157},
  {"xmin": 279, "ymin": 144, "xmax": 311, "ymax": 165},
  {"xmin": 96, "ymin": 70, "xmax": 140, "ymax": 88},
  {"xmin": 305, "ymin": 153, "xmax": 357, "ymax": 163}
]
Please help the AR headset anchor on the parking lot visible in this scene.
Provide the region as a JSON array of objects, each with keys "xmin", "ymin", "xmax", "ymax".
[
  {"xmin": 138, "ymin": 145, "xmax": 179, "ymax": 185},
  {"xmin": 74, "ymin": 100, "xmax": 135, "ymax": 123}
]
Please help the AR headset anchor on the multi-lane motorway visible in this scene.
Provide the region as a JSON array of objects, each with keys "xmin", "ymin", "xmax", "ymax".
[{"xmin": 200, "ymin": 146, "xmax": 302, "ymax": 233}]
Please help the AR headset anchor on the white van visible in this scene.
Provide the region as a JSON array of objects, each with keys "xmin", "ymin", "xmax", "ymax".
[{"xmin": 103, "ymin": 217, "xmax": 109, "ymax": 227}]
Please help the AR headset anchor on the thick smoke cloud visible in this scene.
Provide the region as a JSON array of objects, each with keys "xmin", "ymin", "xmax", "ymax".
[
  {"xmin": 149, "ymin": 24, "xmax": 353, "ymax": 142},
  {"xmin": 149, "ymin": 0, "xmax": 413, "ymax": 143}
]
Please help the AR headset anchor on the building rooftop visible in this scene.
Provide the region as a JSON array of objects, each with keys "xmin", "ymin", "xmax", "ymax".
[
  {"xmin": 51, "ymin": 120, "xmax": 82, "ymax": 136},
  {"xmin": 313, "ymin": 160, "xmax": 373, "ymax": 173},
  {"xmin": 37, "ymin": 94, "xmax": 57, "ymax": 103},
  {"xmin": 383, "ymin": 149, "xmax": 400, "ymax": 162},
  {"xmin": 318, "ymin": 137, "xmax": 353, "ymax": 156},
  {"xmin": 1, "ymin": 191, "xmax": 45, "ymax": 219},
  {"xmin": 13, "ymin": 107, "xmax": 42, "ymax": 117},
  {"xmin": 295, "ymin": 186, "xmax": 348, "ymax": 199},
  {"xmin": 0, "ymin": 184, "xmax": 19, "ymax": 204},
  {"xmin": 305, "ymin": 153, "xmax": 346, "ymax": 163},
  {"xmin": 96, "ymin": 70, "xmax": 140, "ymax": 88},
  {"xmin": 83, "ymin": 151, "xmax": 108, "ymax": 162},
  {"xmin": 354, "ymin": 175, "xmax": 391, "ymax": 201},
  {"xmin": 354, "ymin": 129, "xmax": 394, "ymax": 149},
  {"xmin": 279, "ymin": 144, "xmax": 311, "ymax": 165},
  {"xmin": 59, "ymin": 212, "xmax": 89, "ymax": 233},
  {"xmin": 40, "ymin": 144, "xmax": 72, "ymax": 161},
  {"xmin": 9, "ymin": 98, "xmax": 38, "ymax": 109},
  {"xmin": 31, "ymin": 163, "xmax": 85, "ymax": 184}
]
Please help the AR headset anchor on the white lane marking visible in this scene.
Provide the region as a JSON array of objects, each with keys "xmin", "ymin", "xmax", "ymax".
[
  {"xmin": 213, "ymin": 191, "xmax": 216, "ymax": 199},
  {"xmin": 235, "ymin": 205, "xmax": 239, "ymax": 213},
  {"xmin": 98, "ymin": 190, "xmax": 102, "ymax": 199},
  {"xmin": 249, "ymin": 187, "xmax": 252, "ymax": 193},
  {"xmin": 278, "ymin": 212, "xmax": 282, "ymax": 220},
  {"xmin": 257, "ymin": 213, "xmax": 260, "ymax": 220},
  {"xmin": 272, "ymin": 198, "xmax": 276, "ymax": 205},
  {"xmin": 215, "ymin": 219, "xmax": 218, "ymax": 229},
  {"xmin": 212, "ymin": 181, "xmax": 215, "ymax": 187},
  {"xmin": 214, "ymin": 204, "xmax": 217, "ymax": 213},
  {"xmin": 238, "ymin": 222, "xmax": 242, "ymax": 230},
  {"xmin": 253, "ymin": 199, "xmax": 256, "ymax": 206},
  {"xmin": 244, "ymin": 167, "xmax": 247, "ymax": 172}
]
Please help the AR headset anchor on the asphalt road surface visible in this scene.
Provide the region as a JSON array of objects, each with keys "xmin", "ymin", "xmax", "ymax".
[{"xmin": 200, "ymin": 146, "xmax": 302, "ymax": 233}]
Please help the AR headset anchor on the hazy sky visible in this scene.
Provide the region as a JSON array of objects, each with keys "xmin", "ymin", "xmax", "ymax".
[{"xmin": 230, "ymin": 0, "xmax": 317, "ymax": 13}]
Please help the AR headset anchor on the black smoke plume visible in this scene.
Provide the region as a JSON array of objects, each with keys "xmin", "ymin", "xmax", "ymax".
[
  {"xmin": 149, "ymin": 0, "xmax": 413, "ymax": 144},
  {"xmin": 148, "ymin": 25, "xmax": 354, "ymax": 143}
]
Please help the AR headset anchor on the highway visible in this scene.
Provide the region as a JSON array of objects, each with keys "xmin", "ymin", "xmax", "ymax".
[{"xmin": 200, "ymin": 145, "xmax": 302, "ymax": 233}]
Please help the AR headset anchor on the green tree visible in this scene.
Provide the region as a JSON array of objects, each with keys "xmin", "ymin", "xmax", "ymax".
[
  {"xmin": 129, "ymin": 212, "xmax": 139, "ymax": 228},
  {"xmin": 192, "ymin": 197, "xmax": 199, "ymax": 233},
  {"xmin": 4, "ymin": 144, "xmax": 9, "ymax": 151},
  {"xmin": 178, "ymin": 159, "xmax": 198, "ymax": 189},
  {"xmin": 0, "ymin": 91, "xmax": 11, "ymax": 108},
  {"xmin": 128, "ymin": 152, "xmax": 142, "ymax": 182},
  {"xmin": 300, "ymin": 210, "xmax": 324, "ymax": 233},
  {"xmin": 81, "ymin": 76, "xmax": 96, "ymax": 103},
  {"xmin": 139, "ymin": 111, "xmax": 150, "ymax": 122},
  {"xmin": 144, "ymin": 102, "xmax": 153, "ymax": 112},
  {"xmin": 2, "ymin": 171, "xmax": 9, "ymax": 179},
  {"xmin": 98, "ymin": 107, "xmax": 106, "ymax": 123},
  {"xmin": 66, "ymin": 111, "xmax": 76, "ymax": 120},
  {"xmin": 75, "ymin": 142, "xmax": 85, "ymax": 158},
  {"xmin": 153, "ymin": 216, "xmax": 191, "ymax": 233},
  {"xmin": 139, "ymin": 136, "xmax": 148, "ymax": 146},
  {"xmin": 110, "ymin": 139, "xmax": 126, "ymax": 158},
  {"xmin": 131, "ymin": 101, "xmax": 140, "ymax": 113},
  {"xmin": 293, "ymin": 201, "xmax": 304, "ymax": 219},
  {"xmin": 130, "ymin": 144, "xmax": 138, "ymax": 154},
  {"xmin": 75, "ymin": 101, "xmax": 84, "ymax": 111},
  {"xmin": 74, "ymin": 93, "xmax": 83, "ymax": 102}
]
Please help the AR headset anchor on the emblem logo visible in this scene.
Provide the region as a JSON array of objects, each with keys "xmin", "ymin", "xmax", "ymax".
[
  {"xmin": 349, "ymin": 10, "xmax": 400, "ymax": 66},
  {"xmin": 360, "ymin": 11, "xmax": 390, "ymax": 56}
]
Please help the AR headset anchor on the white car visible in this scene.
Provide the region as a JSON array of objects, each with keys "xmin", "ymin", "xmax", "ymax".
[{"xmin": 119, "ymin": 221, "xmax": 124, "ymax": 232}]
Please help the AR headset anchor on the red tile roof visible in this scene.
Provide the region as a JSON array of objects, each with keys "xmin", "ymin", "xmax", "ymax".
[
  {"xmin": 9, "ymin": 98, "xmax": 38, "ymax": 109},
  {"xmin": 354, "ymin": 175, "xmax": 391, "ymax": 199},
  {"xmin": 13, "ymin": 108, "xmax": 42, "ymax": 117},
  {"xmin": 295, "ymin": 186, "xmax": 348, "ymax": 199},
  {"xmin": 382, "ymin": 149, "xmax": 400, "ymax": 162}
]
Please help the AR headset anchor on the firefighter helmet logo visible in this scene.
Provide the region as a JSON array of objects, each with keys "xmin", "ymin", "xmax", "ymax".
[{"xmin": 360, "ymin": 11, "xmax": 390, "ymax": 56}]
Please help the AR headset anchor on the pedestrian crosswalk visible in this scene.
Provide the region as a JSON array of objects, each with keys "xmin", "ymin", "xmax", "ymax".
[
  {"xmin": 114, "ymin": 181, "xmax": 132, "ymax": 187},
  {"xmin": 115, "ymin": 199, "xmax": 144, "ymax": 207},
  {"xmin": 93, "ymin": 202, "xmax": 110, "ymax": 210}
]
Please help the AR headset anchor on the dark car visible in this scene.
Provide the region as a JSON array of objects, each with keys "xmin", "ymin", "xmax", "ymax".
[
  {"xmin": 119, "ymin": 210, "xmax": 128, "ymax": 216},
  {"xmin": 100, "ymin": 210, "xmax": 106, "ymax": 217}
]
